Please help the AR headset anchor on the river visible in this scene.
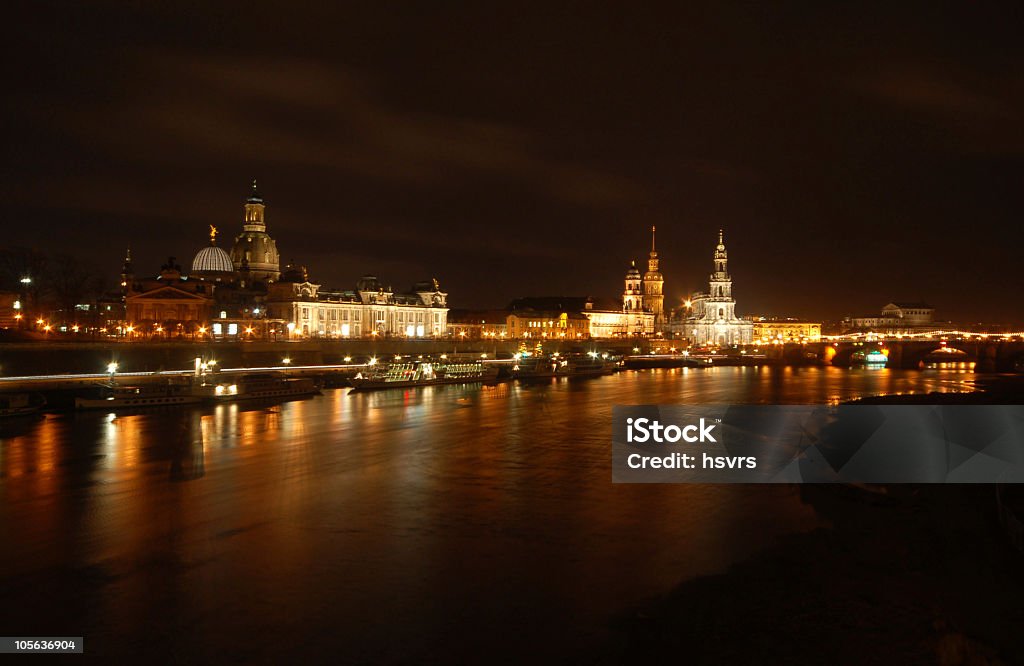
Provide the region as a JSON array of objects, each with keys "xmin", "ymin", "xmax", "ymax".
[{"xmin": 0, "ymin": 365, "xmax": 977, "ymax": 662}]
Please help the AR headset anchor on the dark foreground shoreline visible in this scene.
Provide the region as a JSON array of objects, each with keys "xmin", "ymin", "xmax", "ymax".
[
  {"xmin": 593, "ymin": 377, "xmax": 1024, "ymax": 665},
  {"xmin": 597, "ymin": 484, "xmax": 1022, "ymax": 665}
]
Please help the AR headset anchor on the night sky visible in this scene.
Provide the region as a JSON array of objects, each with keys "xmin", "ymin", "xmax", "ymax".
[{"xmin": 3, "ymin": 2, "xmax": 1023, "ymax": 322}]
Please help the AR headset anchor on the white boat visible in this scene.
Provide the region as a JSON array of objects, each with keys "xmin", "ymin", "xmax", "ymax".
[
  {"xmin": 349, "ymin": 361, "xmax": 499, "ymax": 391},
  {"xmin": 75, "ymin": 381, "xmax": 202, "ymax": 410}
]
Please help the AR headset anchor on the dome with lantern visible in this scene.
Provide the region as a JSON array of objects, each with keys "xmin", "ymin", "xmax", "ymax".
[{"xmin": 191, "ymin": 224, "xmax": 235, "ymax": 281}]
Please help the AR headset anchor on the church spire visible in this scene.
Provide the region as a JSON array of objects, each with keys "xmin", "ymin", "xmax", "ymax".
[
  {"xmin": 713, "ymin": 229, "xmax": 729, "ymax": 278},
  {"xmin": 247, "ymin": 179, "xmax": 262, "ymax": 203},
  {"xmin": 120, "ymin": 246, "xmax": 134, "ymax": 292},
  {"xmin": 242, "ymin": 180, "xmax": 267, "ymax": 231},
  {"xmin": 643, "ymin": 225, "xmax": 664, "ymax": 327}
]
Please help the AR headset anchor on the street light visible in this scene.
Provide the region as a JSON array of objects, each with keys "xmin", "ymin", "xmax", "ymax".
[
  {"xmin": 282, "ymin": 357, "xmax": 291, "ymax": 365},
  {"xmin": 106, "ymin": 362, "xmax": 118, "ymax": 378}
]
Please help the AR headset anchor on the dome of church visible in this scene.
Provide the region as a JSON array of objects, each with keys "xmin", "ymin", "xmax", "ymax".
[
  {"xmin": 230, "ymin": 232, "xmax": 280, "ymax": 278},
  {"xmin": 191, "ymin": 245, "xmax": 235, "ymax": 275}
]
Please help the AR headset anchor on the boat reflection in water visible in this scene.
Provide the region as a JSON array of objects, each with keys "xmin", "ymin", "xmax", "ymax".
[{"xmin": 0, "ymin": 365, "xmax": 982, "ymax": 663}]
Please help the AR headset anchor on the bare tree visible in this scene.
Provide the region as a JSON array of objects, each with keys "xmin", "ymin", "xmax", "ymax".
[
  {"xmin": 46, "ymin": 254, "xmax": 105, "ymax": 323},
  {"xmin": 0, "ymin": 246, "xmax": 49, "ymax": 312}
]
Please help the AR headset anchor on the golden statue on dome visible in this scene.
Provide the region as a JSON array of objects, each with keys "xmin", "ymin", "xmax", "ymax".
[{"xmin": 209, "ymin": 225, "xmax": 218, "ymax": 244}]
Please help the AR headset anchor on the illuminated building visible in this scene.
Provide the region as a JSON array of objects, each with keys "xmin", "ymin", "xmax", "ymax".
[
  {"xmin": 123, "ymin": 257, "xmax": 214, "ymax": 333},
  {"xmin": 642, "ymin": 226, "xmax": 665, "ymax": 327},
  {"xmin": 112, "ymin": 182, "xmax": 448, "ymax": 340},
  {"xmin": 751, "ymin": 319, "xmax": 822, "ymax": 343},
  {"xmin": 265, "ymin": 267, "xmax": 448, "ymax": 338},
  {"xmin": 669, "ymin": 229, "xmax": 752, "ymax": 345},
  {"xmin": 229, "ymin": 181, "xmax": 280, "ymax": 283},
  {"xmin": 843, "ymin": 302, "xmax": 937, "ymax": 334},
  {"xmin": 445, "ymin": 310, "xmax": 509, "ymax": 339},
  {"xmin": 190, "ymin": 226, "xmax": 235, "ymax": 282},
  {"xmin": 507, "ymin": 295, "xmax": 653, "ymax": 338},
  {"xmin": 0, "ymin": 291, "xmax": 20, "ymax": 328},
  {"xmin": 623, "ymin": 261, "xmax": 643, "ymax": 313},
  {"xmin": 505, "ymin": 309, "xmax": 590, "ymax": 339}
]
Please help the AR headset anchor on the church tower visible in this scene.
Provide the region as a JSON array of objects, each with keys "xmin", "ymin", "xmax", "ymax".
[
  {"xmin": 708, "ymin": 229, "xmax": 735, "ymax": 320},
  {"xmin": 623, "ymin": 260, "xmax": 643, "ymax": 312},
  {"xmin": 710, "ymin": 229, "xmax": 731, "ymax": 299},
  {"xmin": 642, "ymin": 225, "xmax": 665, "ymax": 327},
  {"xmin": 120, "ymin": 247, "xmax": 134, "ymax": 294},
  {"xmin": 231, "ymin": 180, "xmax": 281, "ymax": 282}
]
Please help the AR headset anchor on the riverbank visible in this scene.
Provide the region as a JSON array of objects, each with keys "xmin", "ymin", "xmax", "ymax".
[{"xmin": 599, "ymin": 484, "xmax": 1022, "ymax": 664}]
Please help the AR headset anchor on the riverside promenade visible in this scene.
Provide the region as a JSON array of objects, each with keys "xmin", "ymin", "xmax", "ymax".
[{"xmin": 0, "ymin": 339, "xmax": 634, "ymax": 378}]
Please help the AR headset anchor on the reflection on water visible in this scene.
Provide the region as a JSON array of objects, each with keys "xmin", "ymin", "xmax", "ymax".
[{"xmin": 0, "ymin": 367, "xmax": 977, "ymax": 661}]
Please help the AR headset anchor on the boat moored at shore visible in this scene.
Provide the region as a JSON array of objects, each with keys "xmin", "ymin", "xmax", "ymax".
[
  {"xmin": 349, "ymin": 360, "xmax": 499, "ymax": 391},
  {"xmin": 197, "ymin": 374, "xmax": 321, "ymax": 402},
  {"xmin": 75, "ymin": 380, "xmax": 203, "ymax": 410},
  {"xmin": 0, "ymin": 392, "xmax": 47, "ymax": 417}
]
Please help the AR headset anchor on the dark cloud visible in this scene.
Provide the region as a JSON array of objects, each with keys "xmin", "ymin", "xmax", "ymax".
[{"xmin": 2, "ymin": 2, "xmax": 1023, "ymax": 321}]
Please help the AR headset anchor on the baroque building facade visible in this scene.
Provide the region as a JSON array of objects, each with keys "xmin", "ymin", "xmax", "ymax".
[
  {"xmin": 642, "ymin": 226, "xmax": 665, "ymax": 327},
  {"xmin": 843, "ymin": 302, "xmax": 937, "ymax": 335},
  {"xmin": 264, "ymin": 268, "xmax": 447, "ymax": 338},
  {"xmin": 668, "ymin": 230, "xmax": 753, "ymax": 346},
  {"xmin": 117, "ymin": 183, "xmax": 448, "ymax": 339}
]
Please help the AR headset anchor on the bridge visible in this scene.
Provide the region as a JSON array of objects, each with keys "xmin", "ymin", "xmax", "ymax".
[{"xmin": 809, "ymin": 332, "xmax": 1024, "ymax": 372}]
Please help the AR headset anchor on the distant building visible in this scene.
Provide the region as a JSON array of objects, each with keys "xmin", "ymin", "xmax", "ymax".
[
  {"xmin": 446, "ymin": 309, "xmax": 509, "ymax": 339},
  {"xmin": 0, "ymin": 291, "xmax": 21, "ymax": 329},
  {"xmin": 264, "ymin": 269, "xmax": 448, "ymax": 338},
  {"xmin": 642, "ymin": 226, "xmax": 665, "ymax": 328},
  {"xmin": 750, "ymin": 318, "xmax": 822, "ymax": 343},
  {"xmin": 122, "ymin": 256, "xmax": 215, "ymax": 336},
  {"xmin": 507, "ymin": 293, "xmax": 653, "ymax": 339},
  {"xmin": 668, "ymin": 230, "xmax": 753, "ymax": 346},
  {"xmin": 506, "ymin": 308, "xmax": 591, "ymax": 340},
  {"xmin": 229, "ymin": 183, "xmax": 280, "ymax": 283},
  {"xmin": 114, "ymin": 182, "xmax": 448, "ymax": 339},
  {"xmin": 844, "ymin": 302, "xmax": 936, "ymax": 334}
]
